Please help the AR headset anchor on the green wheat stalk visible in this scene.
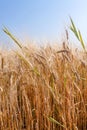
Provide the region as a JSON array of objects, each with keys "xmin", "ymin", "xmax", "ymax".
[
  {"xmin": 3, "ymin": 27, "xmax": 22, "ymax": 49},
  {"xmin": 70, "ymin": 17, "xmax": 86, "ymax": 51},
  {"xmin": 48, "ymin": 117, "xmax": 66, "ymax": 128}
]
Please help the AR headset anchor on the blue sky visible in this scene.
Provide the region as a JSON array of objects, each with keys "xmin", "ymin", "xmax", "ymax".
[{"xmin": 0, "ymin": 0, "xmax": 87, "ymax": 48}]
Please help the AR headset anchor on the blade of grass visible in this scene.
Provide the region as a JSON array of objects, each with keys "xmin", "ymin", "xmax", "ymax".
[
  {"xmin": 78, "ymin": 30, "xmax": 85, "ymax": 50},
  {"xmin": 48, "ymin": 117, "xmax": 66, "ymax": 128},
  {"xmin": 70, "ymin": 17, "xmax": 86, "ymax": 51},
  {"xmin": 16, "ymin": 51, "xmax": 40, "ymax": 76},
  {"xmin": 70, "ymin": 17, "xmax": 79, "ymax": 40},
  {"xmin": 15, "ymin": 51, "xmax": 33, "ymax": 68},
  {"xmin": 3, "ymin": 27, "xmax": 22, "ymax": 49},
  {"xmin": 33, "ymin": 67, "xmax": 40, "ymax": 76}
]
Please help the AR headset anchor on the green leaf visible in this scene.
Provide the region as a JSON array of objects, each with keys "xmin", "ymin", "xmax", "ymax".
[
  {"xmin": 78, "ymin": 30, "xmax": 85, "ymax": 50},
  {"xmin": 69, "ymin": 17, "xmax": 86, "ymax": 52},
  {"xmin": 33, "ymin": 67, "xmax": 40, "ymax": 76},
  {"xmin": 15, "ymin": 51, "xmax": 32, "ymax": 68},
  {"xmin": 48, "ymin": 117, "xmax": 66, "ymax": 128},
  {"xmin": 16, "ymin": 52, "xmax": 40, "ymax": 76},
  {"xmin": 70, "ymin": 17, "xmax": 79, "ymax": 40},
  {"xmin": 3, "ymin": 27, "xmax": 22, "ymax": 49}
]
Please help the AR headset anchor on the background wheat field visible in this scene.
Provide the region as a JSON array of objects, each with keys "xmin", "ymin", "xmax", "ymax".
[{"xmin": 0, "ymin": 37, "xmax": 87, "ymax": 130}]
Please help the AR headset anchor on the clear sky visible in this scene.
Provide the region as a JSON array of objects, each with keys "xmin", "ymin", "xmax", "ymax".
[{"xmin": 0, "ymin": 0, "xmax": 87, "ymax": 48}]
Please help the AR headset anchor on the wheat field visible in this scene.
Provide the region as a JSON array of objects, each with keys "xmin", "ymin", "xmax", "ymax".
[
  {"xmin": 0, "ymin": 41, "xmax": 87, "ymax": 130},
  {"xmin": 0, "ymin": 20, "xmax": 87, "ymax": 130}
]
